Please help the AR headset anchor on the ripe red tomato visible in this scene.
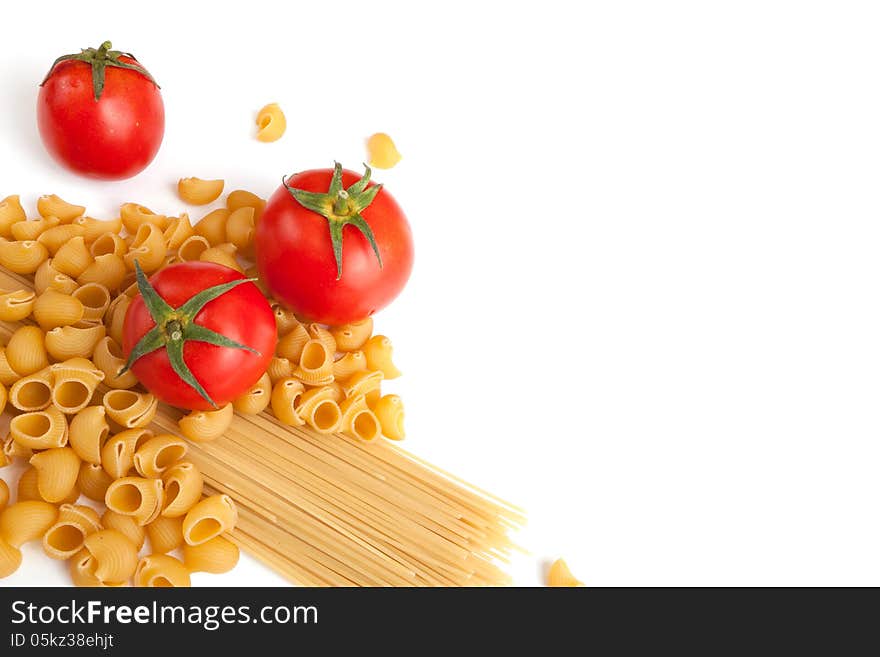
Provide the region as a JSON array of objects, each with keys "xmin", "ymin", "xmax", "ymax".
[
  {"xmin": 122, "ymin": 262, "xmax": 276, "ymax": 411},
  {"xmin": 255, "ymin": 163, "xmax": 414, "ymax": 326},
  {"xmin": 37, "ymin": 41, "xmax": 164, "ymax": 181}
]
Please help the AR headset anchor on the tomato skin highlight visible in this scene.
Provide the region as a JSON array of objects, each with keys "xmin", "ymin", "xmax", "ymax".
[
  {"xmin": 37, "ymin": 57, "xmax": 164, "ymax": 180},
  {"xmin": 255, "ymin": 168, "xmax": 414, "ymax": 326},
  {"xmin": 122, "ymin": 263, "xmax": 276, "ymax": 411}
]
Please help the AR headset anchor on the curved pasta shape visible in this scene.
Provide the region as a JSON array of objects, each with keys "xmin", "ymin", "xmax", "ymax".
[
  {"xmin": 199, "ymin": 243, "xmax": 243, "ymax": 272},
  {"xmin": 101, "ymin": 428, "xmax": 153, "ymax": 479},
  {"xmin": 546, "ymin": 558, "xmax": 585, "ymax": 587},
  {"xmin": 92, "ymin": 337, "xmax": 138, "ymax": 389},
  {"xmin": 51, "ymin": 368, "xmax": 102, "ymax": 414},
  {"xmin": 89, "ymin": 231, "xmax": 127, "ymax": 258},
  {"xmin": 11, "ymin": 216, "xmax": 61, "ymax": 241},
  {"xmin": 225, "ymin": 206, "xmax": 255, "ymax": 251},
  {"xmin": 0, "ymin": 500, "xmax": 59, "ymax": 548},
  {"xmin": 0, "ymin": 480, "xmax": 8, "ymax": 511},
  {"xmin": 105, "ymin": 477, "xmax": 164, "ymax": 526},
  {"xmin": 33, "ymin": 289, "xmax": 84, "ymax": 330},
  {"xmin": 15, "ymin": 466, "xmax": 40, "ymax": 501},
  {"xmin": 77, "ymin": 462, "xmax": 114, "ymax": 502},
  {"xmin": 366, "ymin": 132, "xmax": 403, "ymax": 169},
  {"xmin": 123, "ymin": 223, "xmax": 167, "ymax": 273},
  {"xmin": 0, "ymin": 239, "xmax": 49, "ymax": 274},
  {"xmin": 73, "ymin": 215, "xmax": 123, "ymax": 243},
  {"xmin": 4, "ymin": 436, "xmax": 33, "ymax": 466},
  {"xmin": 177, "ymin": 235, "xmax": 211, "ymax": 262},
  {"xmin": 276, "ymin": 324, "xmax": 310, "ymax": 362},
  {"xmin": 78, "ymin": 254, "xmax": 127, "ymax": 290},
  {"xmin": 69, "ymin": 548, "xmax": 125, "ymax": 587},
  {"xmin": 182, "ymin": 535, "xmax": 239, "ymax": 574},
  {"xmin": 8, "ymin": 367, "xmax": 53, "ymax": 411},
  {"xmin": 72, "ymin": 283, "xmax": 111, "ymax": 322},
  {"xmin": 194, "ymin": 208, "xmax": 229, "ymax": 246},
  {"xmin": 232, "ymin": 372, "xmax": 272, "ymax": 415},
  {"xmin": 307, "ymin": 323, "xmax": 337, "ymax": 355},
  {"xmin": 30, "ymin": 447, "xmax": 81, "ymax": 503},
  {"xmin": 34, "ymin": 258, "xmax": 78, "ymax": 295},
  {"xmin": 332, "ymin": 350, "xmax": 368, "ymax": 380},
  {"xmin": 0, "ymin": 194, "xmax": 26, "ymax": 238},
  {"xmin": 133, "ymin": 434, "xmax": 188, "ymax": 478},
  {"xmin": 10, "ymin": 406, "xmax": 68, "ymax": 450},
  {"xmin": 37, "ymin": 224, "xmax": 86, "ymax": 256},
  {"xmin": 178, "ymin": 403, "xmax": 234, "ymax": 443},
  {"xmin": 340, "ymin": 394, "xmax": 382, "ymax": 442},
  {"xmin": 271, "ymin": 303, "xmax": 300, "ymax": 336},
  {"xmin": 82, "ymin": 529, "xmax": 139, "ymax": 583},
  {"xmin": 161, "ymin": 462, "xmax": 204, "ymax": 518},
  {"xmin": 182, "ymin": 494, "xmax": 238, "ymax": 546},
  {"xmin": 53, "ymin": 236, "xmax": 93, "ymax": 278},
  {"xmin": 0, "ymin": 350, "xmax": 19, "ymax": 386},
  {"xmin": 135, "ymin": 553, "xmax": 191, "ymax": 587},
  {"xmin": 343, "ymin": 369, "xmax": 384, "ymax": 406},
  {"xmin": 226, "ymin": 190, "xmax": 266, "ymax": 218},
  {"xmin": 266, "ymin": 356, "xmax": 293, "ymax": 384},
  {"xmin": 372, "ymin": 394, "xmax": 405, "ymax": 441},
  {"xmin": 101, "ymin": 510, "xmax": 145, "ymax": 550},
  {"xmin": 145, "ymin": 515, "xmax": 184, "ymax": 554},
  {"xmin": 270, "ymin": 377, "xmax": 306, "ymax": 426},
  {"xmin": 105, "ymin": 295, "xmax": 131, "ymax": 345},
  {"xmin": 68, "ymin": 406, "xmax": 110, "ymax": 464},
  {"xmin": 178, "ymin": 178, "xmax": 224, "ymax": 205},
  {"xmin": 0, "ymin": 288, "xmax": 35, "ymax": 322},
  {"xmin": 294, "ymin": 339, "xmax": 335, "ymax": 386},
  {"xmin": 0, "ymin": 536, "xmax": 22, "ymax": 578},
  {"xmin": 163, "ymin": 214, "xmax": 195, "ymax": 250},
  {"xmin": 45, "ymin": 324, "xmax": 106, "ymax": 361},
  {"xmin": 330, "ymin": 317, "xmax": 373, "ymax": 352},
  {"xmin": 37, "ymin": 194, "xmax": 85, "ymax": 222},
  {"xmin": 295, "ymin": 386, "xmax": 342, "ymax": 434},
  {"xmin": 102, "ymin": 390, "xmax": 158, "ymax": 429},
  {"xmin": 255, "ymin": 103, "xmax": 287, "ymax": 142},
  {"xmin": 120, "ymin": 203, "xmax": 168, "ymax": 234},
  {"xmin": 363, "ymin": 335, "xmax": 402, "ymax": 379},
  {"xmin": 43, "ymin": 503, "xmax": 102, "ymax": 560}
]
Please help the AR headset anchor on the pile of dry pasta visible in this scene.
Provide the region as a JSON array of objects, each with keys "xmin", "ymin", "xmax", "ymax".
[{"xmin": 0, "ymin": 189, "xmax": 523, "ymax": 586}]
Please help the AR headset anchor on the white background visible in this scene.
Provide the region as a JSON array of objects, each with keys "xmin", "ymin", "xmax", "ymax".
[{"xmin": 1, "ymin": 0, "xmax": 879, "ymax": 586}]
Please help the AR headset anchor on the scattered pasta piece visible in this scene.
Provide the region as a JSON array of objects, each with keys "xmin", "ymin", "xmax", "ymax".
[
  {"xmin": 178, "ymin": 178, "xmax": 225, "ymax": 206},
  {"xmin": 366, "ymin": 132, "xmax": 402, "ymax": 169},
  {"xmin": 546, "ymin": 558, "xmax": 584, "ymax": 587},
  {"xmin": 255, "ymin": 103, "xmax": 287, "ymax": 142}
]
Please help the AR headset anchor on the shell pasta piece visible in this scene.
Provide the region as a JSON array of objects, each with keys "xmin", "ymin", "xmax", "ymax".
[
  {"xmin": 11, "ymin": 216, "xmax": 61, "ymax": 241},
  {"xmin": 0, "ymin": 350, "xmax": 19, "ymax": 386},
  {"xmin": 90, "ymin": 231, "xmax": 127, "ymax": 258},
  {"xmin": 161, "ymin": 462, "xmax": 204, "ymax": 518},
  {"xmin": 42, "ymin": 504, "xmax": 102, "ymax": 560},
  {"xmin": 133, "ymin": 434, "xmax": 188, "ymax": 478},
  {"xmin": 194, "ymin": 209, "xmax": 228, "ymax": 246},
  {"xmin": 72, "ymin": 283, "xmax": 111, "ymax": 321},
  {"xmin": 123, "ymin": 223, "xmax": 166, "ymax": 273},
  {"xmin": 0, "ymin": 501, "xmax": 59, "ymax": 547},
  {"xmin": 82, "ymin": 529, "xmax": 139, "ymax": 583},
  {"xmin": 92, "ymin": 337, "xmax": 138, "ymax": 389},
  {"xmin": 34, "ymin": 259, "xmax": 78, "ymax": 295},
  {"xmin": 163, "ymin": 214, "xmax": 195, "ymax": 250},
  {"xmin": 0, "ymin": 239, "xmax": 49, "ymax": 274},
  {"xmin": 146, "ymin": 515, "xmax": 184, "ymax": 554},
  {"xmin": 332, "ymin": 350, "xmax": 367, "ymax": 380},
  {"xmin": 77, "ymin": 463, "xmax": 114, "ymax": 502},
  {"xmin": 342, "ymin": 369, "xmax": 383, "ymax": 406},
  {"xmin": 178, "ymin": 403, "xmax": 234, "ymax": 443},
  {"xmin": 135, "ymin": 553, "xmax": 191, "ymax": 587},
  {"xmin": 366, "ymin": 132, "xmax": 403, "ymax": 169},
  {"xmin": 73, "ymin": 215, "xmax": 123, "ymax": 243},
  {"xmin": 30, "ymin": 447, "xmax": 81, "ymax": 503},
  {"xmin": 546, "ymin": 558, "xmax": 585, "ymax": 587},
  {"xmin": 294, "ymin": 339, "xmax": 335, "ymax": 386},
  {"xmin": 232, "ymin": 373, "xmax": 272, "ymax": 415},
  {"xmin": 10, "ymin": 406, "xmax": 68, "ymax": 449},
  {"xmin": 8, "ymin": 367, "xmax": 54, "ymax": 411},
  {"xmin": 182, "ymin": 494, "xmax": 238, "ymax": 546},
  {"xmin": 120, "ymin": 203, "xmax": 167, "ymax": 234},
  {"xmin": 0, "ymin": 537, "xmax": 22, "ymax": 578},
  {"xmin": 270, "ymin": 378, "xmax": 305, "ymax": 426},
  {"xmin": 105, "ymin": 477, "xmax": 164, "ymax": 526},
  {"xmin": 51, "ymin": 363, "xmax": 103, "ymax": 414},
  {"xmin": 266, "ymin": 356, "xmax": 293, "ymax": 384},
  {"xmin": 255, "ymin": 103, "xmax": 286, "ymax": 142},
  {"xmin": 295, "ymin": 387, "xmax": 342, "ymax": 433},
  {"xmin": 177, "ymin": 235, "xmax": 211, "ymax": 262},
  {"xmin": 77, "ymin": 254, "xmax": 127, "ymax": 290},
  {"xmin": 53, "ymin": 236, "xmax": 93, "ymax": 278},
  {"xmin": 182, "ymin": 535, "xmax": 239, "ymax": 574},
  {"xmin": 103, "ymin": 390, "xmax": 158, "ymax": 429},
  {"xmin": 363, "ymin": 335, "xmax": 402, "ymax": 379},
  {"xmin": 37, "ymin": 194, "xmax": 85, "ymax": 222},
  {"xmin": 101, "ymin": 510, "xmax": 146, "ymax": 550},
  {"xmin": 199, "ymin": 243, "xmax": 242, "ymax": 272},
  {"xmin": 32, "ymin": 289, "xmax": 84, "ymax": 330},
  {"xmin": 330, "ymin": 317, "xmax": 373, "ymax": 352},
  {"xmin": 37, "ymin": 224, "xmax": 86, "ymax": 254},
  {"xmin": 178, "ymin": 178, "xmax": 224, "ymax": 205},
  {"xmin": 372, "ymin": 394, "xmax": 405, "ymax": 440},
  {"xmin": 271, "ymin": 304, "xmax": 300, "ymax": 336},
  {"xmin": 101, "ymin": 428, "xmax": 153, "ymax": 479},
  {"xmin": 226, "ymin": 190, "xmax": 265, "ymax": 218},
  {"xmin": 45, "ymin": 324, "xmax": 106, "ymax": 361},
  {"xmin": 340, "ymin": 394, "xmax": 382, "ymax": 442},
  {"xmin": 0, "ymin": 288, "xmax": 35, "ymax": 321},
  {"xmin": 68, "ymin": 406, "xmax": 111, "ymax": 464},
  {"xmin": 225, "ymin": 207, "xmax": 255, "ymax": 251},
  {"xmin": 0, "ymin": 481, "xmax": 8, "ymax": 511},
  {"xmin": 276, "ymin": 324, "xmax": 309, "ymax": 362},
  {"xmin": 0, "ymin": 195, "xmax": 26, "ymax": 237}
]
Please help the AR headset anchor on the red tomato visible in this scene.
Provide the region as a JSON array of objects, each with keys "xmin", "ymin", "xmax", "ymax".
[
  {"xmin": 122, "ymin": 262, "xmax": 276, "ymax": 411},
  {"xmin": 37, "ymin": 41, "xmax": 164, "ymax": 181},
  {"xmin": 255, "ymin": 164, "xmax": 414, "ymax": 325}
]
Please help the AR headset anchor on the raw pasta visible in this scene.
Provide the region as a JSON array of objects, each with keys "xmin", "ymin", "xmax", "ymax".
[
  {"xmin": 178, "ymin": 178, "xmax": 224, "ymax": 205},
  {"xmin": 134, "ymin": 553, "xmax": 191, "ymax": 587},
  {"xmin": 255, "ymin": 103, "xmax": 286, "ymax": 142},
  {"xmin": 182, "ymin": 494, "xmax": 238, "ymax": 546}
]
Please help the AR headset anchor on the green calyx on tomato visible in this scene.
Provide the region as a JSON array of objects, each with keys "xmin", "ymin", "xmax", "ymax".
[
  {"xmin": 40, "ymin": 41, "xmax": 159, "ymax": 101},
  {"xmin": 283, "ymin": 162, "xmax": 384, "ymax": 280},
  {"xmin": 120, "ymin": 261, "xmax": 260, "ymax": 408}
]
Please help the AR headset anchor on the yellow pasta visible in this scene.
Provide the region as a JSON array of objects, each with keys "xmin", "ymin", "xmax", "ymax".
[
  {"xmin": 89, "ymin": 232, "xmax": 127, "ymax": 258},
  {"xmin": 53, "ymin": 236, "xmax": 93, "ymax": 278},
  {"xmin": 161, "ymin": 462, "xmax": 204, "ymax": 518},
  {"xmin": 330, "ymin": 317, "xmax": 374, "ymax": 352},
  {"xmin": 77, "ymin": 254, "xmax": 127, "ymax": 290},
  {"xmin": 0, "ymin": 288, "xmax": 35, "ymax": 321},
  {"xmin": 0, "ymin": 195, "xmax": 26, "ymax": 238},
  {"xmin": 271, "ymin": 303, "xmax": 300, "ymax": 336},
  {"xmin": 123, "ymin": 222, "xmax": 166, "ymax": 273},
  {"xmin": 34, "ymin": 259, "xmax": 78, "ymax": 295},
  {"xmin": 6, "ymin": 325, "xmax": 50, "ymax": 375},
  {"xmin": 363, "ymin": 335, "xmax": 402, "ymax": 379},
  {"xmin": 8, "ymin": 367, "xmax": 53, "ymax": 411},
  {"xmin": 37, "ymin": 223, "xmax": 86, "ymax": 254},
  {"xmin": 73, "ymin": 215, "xmax": 123, "ymax": 243},
  {"xmin": 199, "ymin": 243, "xmax": 243, "ymax": 272},
  {"xmin": 71, "ymin": 284, "xmax": 111, "ymax": 322},
  {"xmin": 0, "ymin": 349, "xmax": 19, "ymax": 386},
  {"xmin": 10, "ymin": 407, "xmax": 68, "ymax": 451},
  {"xmin": 270, "ymin": 377, "xmax": 306, "ymax": 426},
  {"xmin": 226, "ymin": 190, "xmax": 266, "ymax": 219},
  {"xmin": 225, "ymin": 206, "xmax": 255, "ymax": 251},
  {"xmin": 0, "ymin": 500, "xmax": 58, "ymax": 548},
  {"xmin": 45, "ymin": 324, "xmax": 106, "ymax": 361},
  {"xmin": 92, "ymin": 337, "xmax": 138, "ymax": 389},
  {"xmin": 145, "ymin": 515, "xmax": 184, "ymax": 554},
  {"xmin": 82, "ymin": 529, "xmax": 139, "ymax": 583},
  {"xmin": 546, "ymin": 558, "xmax": 585, "ymax": 587},
  {"xmin": 295, "ymin": 386, "xmax": 342, "ymax": 434},
  {"xmin": 133, "ymin": 434, "xmax": 188, "ymax": 478},
  {"xmin": 15, "ymin": 466, "xmax": 39, "ymax": 501},
  {"xmin": 0, "ymin": 480, "xmax": 8, "ymax": 510},
  {"xmin": 0, "ymin": 536, "xmax": 22, "ymax": 578},
  {"xmin": 163, "ymin": 214, "xmax": 195, "ymax": 250},
  {"xmin": 0, "ymin": 447, "xmax": 7, "ymax": 469},
  {"xmin": 343, "ymin": 369, "xmax": 383, "ymax": 406},
  {"xmin": 101, "ymin": 428, "xmax": 153, "ymax": 479},
  {"xmin": 0, "ymin": 239, "xmax": 49, "ymax": 274},
  {"xmin": 37, "ymin": 195, "xmax": 85, "ymax": 222},
  {"xmin": 255, "ymin": 103, "xmax": 287, "ymax": 142},
  {"xmin": 100, "ymin": 510, "xmax": 145, "ymax": 550},
  {"xmin": 4, "ymin": 437, "xmax": 33, "ymax": 466},
  {"xmin": 294, "ymin": 339, "xmax": 335, "ymax": 386},
  {"xmin": 308, "ymin": 323, "xmax": 337, "ymax": 355},
  {"xmin": 12, "ymin": 215, "xmax": 61, "ymax": 241},
  {"xmin": 366, "ymin": 132, "xmax": 403, "ymax": 169},
  {"xmin": 177, "ymin": 235, "xmax": 211, "ymax": 262},
  {"xmin": 232, "ymin": 372, "xmax": 272, "ymax": 415},
  {"xmin": 266, "ymin": 356, "xmax": 293, "ymax": 384},
  {"xmin": 194, "ymin": 208, "xmax": 229, "ymax": 246},
  {"xmin": 69, "ymin": 547, "xmax": 125, "ymax": 587},
  {"xmin": 178, "ymin": 404, "xmax": 234, "ymax": 443},
  {"xmin": 332, "ymin": 350, "xmax": 367, "ymax": 380},
  {"xmin": 340, "ymin": 394, "xmax": 382, "ymax": 442},
  {"xmin": 276, "ymin": 324, "xmax": 310, "ymax": 362},
  {"xmin": 134, "ymin": 553, "xmax": 191, "ymax": 587},
  {"xmin": 104, "ymin": 477, "xmax": 164, "ymax": 526},
  {"xmin": 42, "ymin": 504, "xmax": 101, "ymax": 560},
  {"xmin": 51, "ymin": 364, "xmax": 103, "ymax": 414},
  {"xmin": 0, "ymin": 382, "xmax": 5, "ymax": 415},
  {"xmin": 182, "ymin": 535, "xmax": 239, "ymax": 574},
  {"xmin": 30, "ymin": 447, "xmax": 81, "ymax": 503},
  {"xmin": 33, "ymin": 289, "xmax": 84, "ymax": 330},
  {"xmin": 103, "ymin": 390, "xmax": 158, "ymax": 429},
  {"xmin": 120, "ymin": 203, "xmax": 167, "ymax": 234},
  {"xmin": 182, "ymin": 494, "xmax": 238, "ymax": 546},
  {"xmin": 105, "ymin": 296, "xmax": 130, "ymax": 345},
  {"xmin": 77, "ymin": 462, "xmax": 114, "ymax": 502},
  {"xmin": 68, "ymin": 406, "xmax": 110, "ymax": 464},
  {"xmin": 178, "ymin": 178, "xmax": 224, "ymax": 206},
  {"xmin": 372, "ymin": 394, "xmax": 405, "ymax": 440}
]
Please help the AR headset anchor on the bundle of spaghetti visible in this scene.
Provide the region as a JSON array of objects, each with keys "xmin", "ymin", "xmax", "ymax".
[{"xmin": 0, "ymin": 266, "xmax": 524, "ymax": 586}]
